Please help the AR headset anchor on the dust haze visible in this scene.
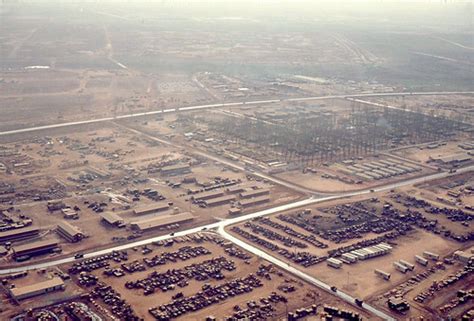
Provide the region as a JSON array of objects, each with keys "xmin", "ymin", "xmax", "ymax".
[{"xmin": 0, "ymin": 1, "xmax": 473, "ymax": 321}]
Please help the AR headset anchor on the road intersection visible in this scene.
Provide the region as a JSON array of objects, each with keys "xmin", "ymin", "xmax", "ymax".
[{"xmin": 1, "ymin": 91, "xmax": 473, "ymax": 319}]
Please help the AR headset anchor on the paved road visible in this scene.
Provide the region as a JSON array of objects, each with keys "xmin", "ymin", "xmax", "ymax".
[
  {"xmin": 4, "ymin": 158, "xmax": 465, "ymax": 274},
  {"xmin": 1, "ymin": 165, "xmax": 472, "ymax": 319},
  {"xmin": 1, "ymin": 91, "xmax": 473, "ymax": 137},
  {"xmin": 218, "ymin": 226, "xmax": 396, "ymax": 321},
  {"xmin": 1, "ymin": 88, "xmax": 472, "ymax": 318},
  {"xmin": 0, "ymin": 197, "xmax": 320, "ymax": 274}
]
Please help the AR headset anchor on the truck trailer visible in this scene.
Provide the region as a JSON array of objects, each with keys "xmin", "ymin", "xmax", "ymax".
[
  {"xmin": 415, "ymin": 255, "xmax": 429, "ymax": 266},
  {"xmin": 374, "ymin": 269, "xmax": 391, "ymax": 280},
  {"xmin": 393, "ymin": 261, "xmax": 409, "ymax": 273}
]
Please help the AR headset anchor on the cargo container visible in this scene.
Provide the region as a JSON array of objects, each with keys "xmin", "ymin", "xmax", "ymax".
[
  {"xmin": 327, "ymin": 258, "xmax": 343, "ymax": 269},
  {"xmin": 374, "ymin": 269, "xmax": 391, "ymax": 280},
  {"xmin": 351, "ymin": 250, "xmax": 367, "ymax": 260},
  {"xmin": 364, "ymin": 248, "xmax": 376, "ymax": 257},
  {"xmin": 339, "ymin": 257, "xmax": 352, "ymax": 264},
  {"xmin": 399, "ymin": 260, "xmax": 415, "ymax": 271},
  {"xmin": 393, "ymin": 261, "xmax": 409, "ymax": 273},
  {"xmin": 379, "ymin": 243, "xmax": 393, "ymax": 250},
  {"xmin": 423, "ymin": 251, "xmax": 440, "ymax": 261},
  {"xmin": 341, "ymin": 253, "xmax": 358, "ymax": 263},
  {"xmin": 371, "ymin": 245, "xmax": 389, "ymax": 254},
  {"xmin": 415, "ymin": 255, "xmax": 429, "ymax": 266}
]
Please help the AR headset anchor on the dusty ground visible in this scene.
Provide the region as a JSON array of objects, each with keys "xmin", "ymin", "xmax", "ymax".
[
  {"xmin": 0, "ymin": 121, "xmax": 301, "ymax": 266},
  {"xmin": 227, "ymin": 188, "xmax": 473, "ymax": 319},
  {"xmin": 0, "ymin": 267, "xmax": 83, "ymax": 319},
  {"xmin": 276, "ymin": 156, "xmax": 435, "ymax": 193},
  {"xmin": 0, "ymin": 234, "xmax": 374, "ymax": 320},
  {"xmin": 365, "ymin": 94, "xmax": 474, "ymax": 124},
  {"xmin": 391, "ymin": 140, "xmax": 472, "ymax": 165},
  {"xmin": 308, "ymin": 229, "xmax": 460, "ymax": 299}
]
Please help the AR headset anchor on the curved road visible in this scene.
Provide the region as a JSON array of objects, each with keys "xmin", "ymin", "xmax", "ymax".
[
  {"xmin": 218, "ymin": 226, "xmax": 396, "ymax": 321},
  {"xmin": 1, "ymin": 166, "xmax": 473, "ymax": 319},
  {"xmin": 1, "ymin": 91, "xmax": 472, "ymax": 319}
]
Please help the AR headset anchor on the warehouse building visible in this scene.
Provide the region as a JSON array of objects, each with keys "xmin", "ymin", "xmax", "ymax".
[
  {"xmin": 100, "ymin": 212, "xmax": 125, "ymax": 228},
  {"xmin": 160, "ymin": 164, "xmax": 191, "ymax": 176},
  {"xmin": 239, "ymin": 196, "xmax": 270, "ymax": 208},
  {"xmin": 133, "ymin": 202, "xmax": 169, "ymax": 215},
  {"xmin": 131, "ymin": 212, "xmax": 194, "ymax": 232},
  {"xmin": 204, "ymin": 195, "xmax": 236, "ymax": 207},
  {"xmin": 56, "ymin": 222, "xmax": 84, "ymax": 243},
  {"xmin": 0, "ymin": 227, "xmax": 39, "ymax": 244},
  {"xmin": 10, "ymin": 277, "xmax": 65, "ymax": 301},
  {"xmin": 431, "ymin": 154, "xmax": 472, "ymax": 166},
  {"xmin": 239, "ymin": 188, "xmax": 270, "ymax": 199},
  {"xmin": 12, "ymin": 240, "xmax": 59, "ymax": 259},
  {"xmin": 226, "ymin": 186, "xmax": 246, "ymax": 194},
  {"xmin": 340, "ymin": 158, "xmax": 421, "ymax": 182},
  {"xmin": 192, "ymin": 190, "xmax": 224, "ymax": 201}
]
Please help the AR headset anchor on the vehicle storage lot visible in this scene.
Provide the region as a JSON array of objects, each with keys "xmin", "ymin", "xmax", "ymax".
[
  {"xmin": 0, "ymin": 233, "xmax": 374, "ymax": 320},
  {"xmin": 228, "ymin": 188, "xmax": 473, "ymax": 319}
]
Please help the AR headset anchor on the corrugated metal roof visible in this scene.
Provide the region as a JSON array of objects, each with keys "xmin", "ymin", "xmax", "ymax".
[
  {"xmin": 239, "ymin": 189, "xmax": 270, "ymax": 199},
  {"xmin": 100, "ymin": 212, "xmax": 124, "ymax": 224},
  {"xmin": 57, "ymin": 221, "xmax": 82, "ymax": 237},
  {"xmin": 0, "ymin": 227, "xmax": 39, "ymax": 240},
  {"xmin": 12, "ymin": 239, "xmax": 58, "ymax": 254},
  {"xmin": 161, "ymin": 164, "xmax": 190, "ymax": 172},
  {"xmin": 133, "ymin": 202, "xmax": 169, "ymax": 215},
  {"xmin": 131, "ymin": 212, "xmax": 194, "ymax": 231},
  {"xmin": 192, "ymin": 190, "xmax": 225, "ymax": 201},
  {"xmin": 204, "ymin": 195, "xmax": 236, "ymax": 206},
  {"xmin": 239, "ymin": 196, "xmax": 270, "ymax": 206},
  {"xmin": 10, "ymin": 277, "xmax": 64, "ymax": 299}
]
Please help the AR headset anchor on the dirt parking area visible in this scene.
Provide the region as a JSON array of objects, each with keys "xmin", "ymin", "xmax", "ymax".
[{"xmin": 0, "ymin": 233, "xmax": 373, "ymax": 321}]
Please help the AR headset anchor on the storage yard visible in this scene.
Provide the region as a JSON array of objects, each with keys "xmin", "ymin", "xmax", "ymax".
[
  {"xmin": 1, "ymin": 2, "xmax": 474, "ymax": 320},
  {"xmin": 228, "ymin": 185, "xmax": 473, "ymax": 319},
  {"xmin": 139, "ymin": 99, "xmax": 471, "ymax": 193},
  {"xmin": 363, "ymin": 94, "xmax": 474, "ymax": 126},
  {"xmin": 391, "ymin": 140, "xmax": 474, "ymax": 169},
  {"xmin": 0, "ymin": 107, "xmax": 471, "ymax": 321},
  {"xmin": 0, "ymin": 123, "xmax": 300, "ymax": 264},
  {"xmin": 0, "ymin": 233, "xmax": 372, "ymax": 320}
]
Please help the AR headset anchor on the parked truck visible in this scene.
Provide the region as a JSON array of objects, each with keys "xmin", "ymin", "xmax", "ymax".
[
  {"xmin": 374, "ymin": 269, "xmax": 391, "ymax": 280},
  {"xmin": 393, "ymin": 261, "xmax": 409, "ymax": 273},
  {"xmin": 423, "ymin": 251, "xmax": 440, "ymax": 261},
  {"xmin": 399, "ymin": 259, "xmax": 415, "ymax": 271},
  {"xmin": 327, "ymin": 258, "xmax": 343, "ymax": 269},
  {"xmin": 415, "ymin": 255, "xmax": 429, "ymax": 266}
]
